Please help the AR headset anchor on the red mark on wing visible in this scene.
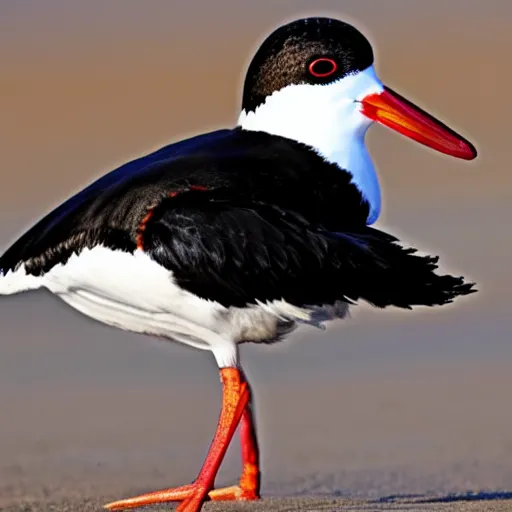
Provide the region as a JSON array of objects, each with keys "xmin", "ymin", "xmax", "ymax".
[
  {"xmin": 136, "ymin": 185, "xmax": 209, "ymax": 250},
  {"xmin": 136, "ymin": 206, "xmax": 157, "ymax": 250}
]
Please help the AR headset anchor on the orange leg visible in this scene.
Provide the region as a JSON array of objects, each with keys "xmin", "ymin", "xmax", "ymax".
[
  {"xmin": 208, "ymin": 372, "xmax": 260, "ymax": 501},
  {"xmin": 104, "ymin": 367, "xmax": 249, "ymax": 512}
]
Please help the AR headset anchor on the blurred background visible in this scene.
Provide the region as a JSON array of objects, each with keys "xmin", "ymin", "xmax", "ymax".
[{"xmin": 0, "ymin": 0, "xmax": 511, "ymax": 505}]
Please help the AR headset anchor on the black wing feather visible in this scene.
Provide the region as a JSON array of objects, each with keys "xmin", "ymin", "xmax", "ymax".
[{"xmin": 143, "ymin": 191, "xmax": 475, "ymax": 309}]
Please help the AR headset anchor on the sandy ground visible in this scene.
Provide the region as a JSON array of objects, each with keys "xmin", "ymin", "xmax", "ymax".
[
  {"xmin": 2, "ymin": 362, "xmax": 512, "ymax": 511},
  {"xmin": 1, "ymin": 2, "xmax": 512, "ymax": 512},
  {"xmin": 2, "ymin": 497, "xmax": 512, "ymax": 512}
]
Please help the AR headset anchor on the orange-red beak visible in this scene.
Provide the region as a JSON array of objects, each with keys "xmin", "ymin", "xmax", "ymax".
[{"xmin": 361, "ymin": 86, "xmax": 477, "ymax": 160}]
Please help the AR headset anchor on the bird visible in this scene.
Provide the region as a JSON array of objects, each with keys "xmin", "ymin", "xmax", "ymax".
[{"xmin": 0, "ymin": 16, "xmax": 477, "ymax": 512}]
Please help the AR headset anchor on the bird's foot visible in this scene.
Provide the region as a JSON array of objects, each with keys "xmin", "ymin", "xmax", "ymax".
[
  {"xmin": 104, "ymin": 482, "xmax": 209, "ymax": 512},
  {"xmin": 104, "ymin": 466, "xmax": 260, "ymax": 511},
  {"xmin": 209, "ymin": 461, "xmax": 260, "ymax": 501},
  {"xmin": 208, "ymin": 484, "xmax": 259, "ymax": 501}
]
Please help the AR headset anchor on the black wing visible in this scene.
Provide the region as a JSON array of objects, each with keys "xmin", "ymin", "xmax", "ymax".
[
  {"xmin": 142, "ymin": 189, "xmax": 475, "ymax": 309},
  {"xmin": 0, "ymin": 128, "xmax": 368, "ymax": 276},
  {"xmin": 0, "ymin": 130, "xmax": 235, "ymax": 275}
]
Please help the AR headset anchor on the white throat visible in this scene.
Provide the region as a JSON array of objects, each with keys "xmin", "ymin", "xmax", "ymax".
[{"xmin": 238, "ymin": 65, "xmax": 384, "ymax": 224}]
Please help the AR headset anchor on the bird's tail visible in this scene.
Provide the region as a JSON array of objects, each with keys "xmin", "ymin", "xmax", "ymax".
[{"xmin": 329, "ymin": 228, "xmax": 476, "ymax": 309}]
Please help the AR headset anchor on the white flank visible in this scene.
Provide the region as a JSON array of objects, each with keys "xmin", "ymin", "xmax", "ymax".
[
  {"xmin": 0, "ymin": 265, "xmax": 45, "ymax": 294},
  {"xmin": 238, "ymin": 65, "xmax": 385, "ymax": 224},
  {"xmin": 42, "ymin": 246, "xmax": 238, "ymax": 366},
  {"xmin": 0, "ymin": 245, "xmax": 347, "ymax": 366}
]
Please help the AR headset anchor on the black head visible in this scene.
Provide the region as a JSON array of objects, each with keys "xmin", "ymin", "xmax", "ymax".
[{"xmin": 241, "ymin": 17, "xmax": 374, "ymax": 113}]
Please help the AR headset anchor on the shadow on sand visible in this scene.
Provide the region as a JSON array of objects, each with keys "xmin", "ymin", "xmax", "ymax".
[{"xmin": 375, "ymin": 491, "xmax": 512, "ymax": 504}]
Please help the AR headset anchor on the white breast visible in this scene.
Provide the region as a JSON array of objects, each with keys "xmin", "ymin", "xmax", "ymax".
[{"xmin": 238, "ymin": 65, "xmax": 385, "ymax": 224}]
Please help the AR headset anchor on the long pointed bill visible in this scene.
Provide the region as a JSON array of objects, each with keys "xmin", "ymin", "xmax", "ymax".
[{"xmin": 361, "ymin": 86, "xmax": 477, "ymax": 160}]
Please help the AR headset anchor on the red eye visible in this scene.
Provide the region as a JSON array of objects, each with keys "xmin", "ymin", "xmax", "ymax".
[{"xmin": 308, "ymin": 58, "xmax": 338, "ymax": 78}]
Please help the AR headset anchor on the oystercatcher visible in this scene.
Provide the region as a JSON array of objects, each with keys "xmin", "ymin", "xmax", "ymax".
[{"xmin": 0, "ymin": 17, "xmax": 477, "ymax": 512}]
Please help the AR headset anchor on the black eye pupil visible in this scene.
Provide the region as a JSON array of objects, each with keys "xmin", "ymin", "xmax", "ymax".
[
  {"xmin": 314, "ymin": 61, "xmax": 332, "ymax": 74},
  {"xmin": 309, "ymin": 58, "xmax": 337, "ymax": 78}
]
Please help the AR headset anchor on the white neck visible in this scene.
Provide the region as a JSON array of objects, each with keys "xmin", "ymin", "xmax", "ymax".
[{"xmin": 238, "ymin": 65, "xmax": 384, "ymax": 224}]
